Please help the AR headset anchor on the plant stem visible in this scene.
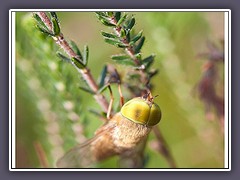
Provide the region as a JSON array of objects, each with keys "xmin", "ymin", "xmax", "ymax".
[
  {"xmin": 37, "ymin": 12, "xmax": 52, "ymax": 30},
  {"xmin": 152, "ymin": 126, "xmax": 177, "ymax": 168},
  {"xmin": 33, "ymin": 141, "xmax": 49, "ymax": 168},
  {"xmin": 109, "ymin": 13, "xmax": 176, "ymax": 168},
  {"xmin": 35, "ymin": 12, "xmax": 110, "ymax": 114},
  {"xmin": 110, "ymin": 19, "xmax": 141, "ymax": 66}
]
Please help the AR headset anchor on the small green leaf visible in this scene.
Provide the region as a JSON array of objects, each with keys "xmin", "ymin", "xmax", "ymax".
[
  {"xmin": 101, "ymin": 31, "xmax": 118, "ymax": 39},
  {"xmin": 36, "ymin": 24, "xmax": 54, "ymax": 36},
  {"xmin": 79, "ymin": 86, "xmax": 95, "ymax": 94},
  {"xmin": 126, "ymin": 17, "xmax": 135, "ymax": 30},
  {"xmin": 117, "ymin": 14, "xmax": 127, "ymax": 26},
  {"xmin": 111, "ymin": 55, "xmax": 136, "ymax": 66},
  {"xmin": 104, "ymin": 38, "xmax": 121, "ymax": 46},
  {"xmin": 120, "ymin": 28, "xmax": 126, "ymax": 38},
  {"xmin": 131, "ymin": 30, "xmax": 143, "ymax": 43},
  {"xmin": 107, "ymin": 12, "xmax": 113, "ymax": 16},
  {"xmin": 95, "ymin": 12, "xmax": 108, "ymax": 17},
  {"xmin": 116, "ymin": 42, "xmax": 129, "ymax": 48},
  {"xmin": 129, "ymin": 41, "xmax": 135, "ymax": 46},
  {"xmin": 111, "ymin": 54, "xmax": 130, "ymax": 61},
  {"xmin": 100, "ymin": 19, "xmax": 116, "ymax": 27},
  {"xmin": 114, "ymin": 12, "xmax": 121, "ymax": 22},
  {"xmin": 89, "ymin": 109, "xmax": 106, "ymax": 118},
  {"xmin": 83, "ymin": 45, "xmax": 89, "ymax": 66},
  {"xmin": 33, "ymin": 13, "xmax": 55, "ymax": 36},
  {"xmin": 72, "ymin": 57, "xmax": 85, "ymax": 69},
  {"xmin": 142, "ymin": 55, "xmax": 155, "ymax": 70},
  {"xmin": 113, "ymin": 59, "xmax": 136, "ymax": 66},
  {"xmin": 33, "ymin": 13, "xmax": 41, "ymax": 22},
  {"xmin": 96, "ymin": 15, "xmax": 116, "ymax": 27},
  {"xmin": 69, "ymin": 41, "xmax": 83, "ymax": 59},
  {"xmin": 33, "ymin": 13, "xmax": 48, "ymax": 30},
  {"xmin": 98, "ymin": 83, "xmax": 110, "ymax": 94},
  {"xmin": 50, "ymin": 12, "xmax": 59, "ymax": 23},
  {"xmin": 99, "ymin": 65, "xmax": 107, "ymax": 88},
  {"xmin": 56, "ymin": 52, "xmax": 71, "ymax": 63},
  {"xmin": 135, "ymin": 36, "xmax": 145, "ymax": 53},
  {"xmin": 148, "ymin": 69, "xmax": 159, "ymax": 78},
  {"xmin": 135, "ymin": 53, "xmax": 142, "ymax": 60},
  {"xmin": 51, "ymin": 17, "xmax": 61, "ymax": 36}
]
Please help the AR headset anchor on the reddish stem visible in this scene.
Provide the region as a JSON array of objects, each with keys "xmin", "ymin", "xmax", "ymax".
[{"xmin": 35, "ymin": 12, "xmax": 109, "ymax": 114}]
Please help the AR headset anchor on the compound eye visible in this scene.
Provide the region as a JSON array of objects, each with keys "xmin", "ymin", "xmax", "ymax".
[
  {"xmin": 147, "ymin": 103, "xmax": 161, "ymax": 126},
  {"xmin": 121, "ymin": 97, "xmax": 162, "ymax": 126},
  {"xmin": 120, "ymin": 98, "xmax": 150, "ymax": 125}
]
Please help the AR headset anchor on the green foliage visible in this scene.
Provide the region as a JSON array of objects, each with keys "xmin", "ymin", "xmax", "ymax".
[
  {"xmin": 98, "ymin": 65, "xmax": 108, "ymax": 88},
  {"xmin": 142, "ymin": 55, "xmax": 155, "ymax": 70},
  {"xmin": 69, "ymin": 41, "xmax": 83, "ymax": 59},
  {"xmin": 96, "ymin": 12, "xmax": 160, "ymax": 97},
  {"xmin": 83, "ymin": 45, "xmax": 89, "ymax": 66},
  {"xmin": 96, "ymin": 12, "xmax": 146, "ymax": 57},
  {"xmin": 134, "ymin": 36, "xmax": 145, "ymax": 53},
  {"xmin": 56, "ymin": 51, "xmax": 71, "ymax": 63},
  {"xmin": 51, "ymin": 16, "xmax": 61, "ymax": 36},
  {"xmin": 33, "ymin": 12, "xmax": 88, "ymax": 71},
  {"xmin": 131, "ymin": 30, "xmax": 143, "ymax": 43},
  {"xmin": 16, "ymin": 13, "xmax": 92, "ymax": 168},
  {"xmin": 78, "ymin": 86, "xmax": 95, "ymax": 94},
  {"xmin": 111, "ymin": 54, "xmax": 135, "ymax": 66},
  {"xmin": 33, "ymin": 12, "xmax": 61, "ymax": 36},
  {"xmin": 16, "ymin": 11, "xmax": 225, "ymax": 169}
]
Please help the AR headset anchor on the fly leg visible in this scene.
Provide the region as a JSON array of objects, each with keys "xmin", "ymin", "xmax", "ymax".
[
  {"xmin": 106, "ymin": 64, "xmax": 124, "ymax": 107},
  {"xmin": 117, "ymin": 80, "xmax": 124, "ymax": 107},
  {"xmin": 99, "ymin": 64, "xmax": 125, "ymax": 119},
  {"xmin": 106, "ymin": 84, "xmax": 114, "ymax": 120}
]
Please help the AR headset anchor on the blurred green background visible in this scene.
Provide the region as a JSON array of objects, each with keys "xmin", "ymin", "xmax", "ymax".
[{"xmin": 15, "ymin": 11, "xmax": 224, "ymax": 168}]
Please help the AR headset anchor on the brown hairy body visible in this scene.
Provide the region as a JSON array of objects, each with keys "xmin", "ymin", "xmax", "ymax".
[{"xmin": 57, "ymin": 113, "xmax": 151, "ymax": 168}]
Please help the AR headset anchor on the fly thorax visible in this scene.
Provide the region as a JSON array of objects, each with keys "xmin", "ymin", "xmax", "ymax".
[{"xmin": 112, "ymin": 113, "xmax": 151, "ymax": 150}]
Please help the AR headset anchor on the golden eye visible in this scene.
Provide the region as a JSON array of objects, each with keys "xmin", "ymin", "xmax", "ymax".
[
  {"xmin": 120, "ymin": 97, "xmax": 161, "ymax": 126},
  {"xmin": 147, "ymin": 103, "xmax": 161, "ymax": 126}
]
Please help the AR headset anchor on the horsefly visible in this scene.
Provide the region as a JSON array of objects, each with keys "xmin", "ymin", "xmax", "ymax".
[{"xmin": 57, "ymin": 68, "xmax": 162, "ymax": 168}]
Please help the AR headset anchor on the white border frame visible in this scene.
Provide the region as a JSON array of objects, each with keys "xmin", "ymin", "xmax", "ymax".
[{"xmin": 9, "ymin": 9, "xmax": 231, "ymax": 171}]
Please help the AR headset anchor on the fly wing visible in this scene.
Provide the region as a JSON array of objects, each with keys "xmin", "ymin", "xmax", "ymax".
[
  {"xmin": 56, "ymin": 122, "xmax": 116, "ymax": 168},
  {"xmin": 56, "ymin": 138, "xmax": 98, "ymax": 168}
]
